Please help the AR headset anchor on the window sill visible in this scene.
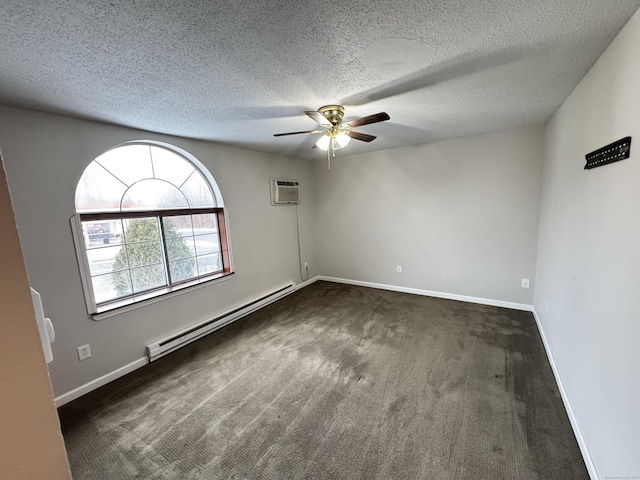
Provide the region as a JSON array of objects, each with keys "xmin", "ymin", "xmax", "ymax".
[{"xmin": 91, "ymin": 271, "xmax": 235, "ymax": 321}]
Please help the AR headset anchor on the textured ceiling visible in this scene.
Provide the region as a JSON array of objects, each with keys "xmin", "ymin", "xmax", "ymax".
[{"xmin": 0, "ymin": 1, "xmax": 639, "ymax": 160}]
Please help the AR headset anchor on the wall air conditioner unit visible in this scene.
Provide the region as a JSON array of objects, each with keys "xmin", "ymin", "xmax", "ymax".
[{"xmin": 270, "ymin": 178, "xmax": 300, "ymax": 205}]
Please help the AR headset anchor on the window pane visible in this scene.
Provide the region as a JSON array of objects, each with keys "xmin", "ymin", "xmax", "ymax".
[
  {"xmin": 86, "ymin": 246, "xmax": 126, "ymax": 276},
  {"xmin": 95, "ymin": 144, "xmax": 153, "ymax": 187},
  {"xmin": 166, "ymin": 238, "xmax": 194, "ymax": 261},
  {"xmin": 127, "ymin": 242, "xmax": 163, "ymax": 268},
  {"xmin": 120, "ymin": 217, "xmax": 162, "ymax": 270},
  {"xmin": 191, "ymin": 213, "xmax": 217, "ymax": 234},
  {"xmin": 122, "ymin": 217, "xmax": 160, "ymax": 243},
  {"xmin": 169, "ymin": 258, "xmax": 197, "ymax": 283},
  {"xmin": 163, "ymin": 215, "xmax": 195, "ymax": 261},
  {"xmin": 192, "ymin": 213, "xmax": 218, "ymax": 233},
  {"xmin": 122, "ymin": 179, "xmax": 189, "ymax": 211},
  {"xmin": 92, "ymin": 272, "xmax": 132, "ymax": 304},
  {"xmin": 76, "ymin": 162, "xmax": 127, "ymax": 212},
  {"xmin": 197, "ymin": 254, "xmax": 221, "ymax": 275},
  {"xmin": 194, "ymin": 234, "xmax": 220, "ymax": 256},
  {"xmin": 150, "ymin": 146, "xmax": 194, "ymax": 187},
  {"xmin": 82, "ymin": 220, "xmax": 124, "ymax": 249},
  {"xmin": 130, "ymin": 264, "xmax": 167, "ymax": 293},
  {"xmin": 163, "ymin": 215, "xmax": 194, "ymax": 238},
  {"xmin": 180, "ymin": 172, "xmax": 215, "ymax": 207}
]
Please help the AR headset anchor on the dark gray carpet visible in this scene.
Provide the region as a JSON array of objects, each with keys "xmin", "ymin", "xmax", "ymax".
[{"xmin": 59, "ymin": 281, "xmax": 588, "ymax": 479}]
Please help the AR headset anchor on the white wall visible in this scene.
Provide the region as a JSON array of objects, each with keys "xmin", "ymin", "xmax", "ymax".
[
  {"xmin": 535, "ymin": 8, "xmax": 640, "ymax": 479},
  {"xmin": 0, "ymin": 105, "xmax": 316, "ymax": 398},
  {"xmin": 314, "ymin": 125, "xmax": 544, "ymax": 305}
]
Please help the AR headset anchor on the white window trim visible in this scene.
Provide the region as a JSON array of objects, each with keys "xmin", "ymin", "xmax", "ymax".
[
  {"xmin": 71, "ymin": 213, "xmax": 97, "ymax": 315},
  {"xmin": 70, "ymin": 209, "xmax": 235, "ymax": 321},
  {"xmin": 71, "ymin": 141, "xmax": 234, "ymax": 319},
  {"xmin": 91, "ymin": 272, "xmax": 235, "ymax": 321}
]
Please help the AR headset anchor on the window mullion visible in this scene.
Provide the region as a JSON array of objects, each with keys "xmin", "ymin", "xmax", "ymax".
[
  {"xmin": 190, "ymin": 214, "xmax": 200, "ymax": 277},
  {"xmin": 79, "ymin": 207, "xmax": 220, "ymax": 222},
  {"xmin": 158, "ymin": 214, "xmax": 173, "ymax": 286},
  {"xmin": 124, "ymin": 219, "xmax": 135, "ymax": 295}
]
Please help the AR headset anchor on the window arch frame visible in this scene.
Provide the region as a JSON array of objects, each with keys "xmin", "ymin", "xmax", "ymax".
[{"xmin": 71, "ymin": 140, "xmax": 233, "ymax": 318}]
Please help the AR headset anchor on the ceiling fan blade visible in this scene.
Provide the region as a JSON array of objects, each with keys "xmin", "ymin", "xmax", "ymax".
[
  {"xmin": 346, "ymin": 112, "xmax": 390, "ymax": 128},
  {"xmin": 305, "ymin": 111, "xmax": 331, "ymax": 126},
  {"xmin": 347, "ymin": 131, "xmax": 377, "ymax": 142},
  {"xmin": 274, "ymin": 130, "xmax": 319, "ymax": 137}
]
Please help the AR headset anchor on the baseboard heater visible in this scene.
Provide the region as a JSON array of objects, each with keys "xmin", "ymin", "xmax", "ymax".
[{"xmin": 146, "ymin": 283, "xmax": 296, "ymax": 362}]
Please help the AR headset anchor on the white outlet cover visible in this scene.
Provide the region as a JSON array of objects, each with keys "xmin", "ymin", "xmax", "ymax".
[
  {"xmin": 396, "ymin": 266, "xmax": 402, "ymax": 274},
  {"xmin": 521, "ymin": 278, "xmax": 530, "ymax": 288},
  {"xmin": 77, "ymin": 344, "xmax": 91, "ymax": 360}
]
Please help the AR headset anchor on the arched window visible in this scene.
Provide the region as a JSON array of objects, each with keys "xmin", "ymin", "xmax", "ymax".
[{"xmin": 72, "ymin": 142, "xmax": 231, "ymax": 315}]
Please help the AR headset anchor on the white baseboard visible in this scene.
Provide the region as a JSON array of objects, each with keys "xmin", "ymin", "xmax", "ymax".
[
  {"xmin": 294, "ymin": 275, "xmax": 320, "ymax": 291},
  {"xmin": 531, "ymin": 308, "xmax": 598, "ymax": 480},
  {"xmin": 55, "ymin": 357, "xmax": 148, "ymax": 407},
  {"xmin": 317, "ymin": 276, "xmax": 532, "ymax": 311}
]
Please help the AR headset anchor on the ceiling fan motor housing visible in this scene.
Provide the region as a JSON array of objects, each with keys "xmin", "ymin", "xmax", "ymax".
[{"xmin": 319, "ymin": 105, "xmax": 345, "ymax": 126}]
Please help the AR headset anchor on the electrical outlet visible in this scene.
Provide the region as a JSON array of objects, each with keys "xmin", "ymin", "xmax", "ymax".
[
  {"xmin": 396, "ymin": 265, "xmax": 402, "ymax": 274},
  {"xmin": 521, "ymin": 278, "xmax": 530, "ymax": 289},
  {"xmin": 304, "ymin": 262, "xmax": 309, "ymax": 269},
  {"xmin": 77, "ymin": 344, "xmax": 91, "ymax": 361},
  {"xmin": 544, "ymin": 301, "xmax": 549, "ymax": 314}
]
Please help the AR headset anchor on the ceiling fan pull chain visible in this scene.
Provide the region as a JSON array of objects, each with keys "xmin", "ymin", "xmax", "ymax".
[{"xmin": 327, "ymin": 147, "xmax": 331, "ymax": 171}]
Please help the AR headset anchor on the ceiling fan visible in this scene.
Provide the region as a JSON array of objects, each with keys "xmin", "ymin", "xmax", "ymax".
[{"xmin": 274, "ymin": 105, "xmax": 390, "ymax": 170}]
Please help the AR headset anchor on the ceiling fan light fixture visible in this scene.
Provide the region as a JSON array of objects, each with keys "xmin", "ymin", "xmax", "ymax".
[
  {"xmin": 316, "ymin": 134, "xmax": 331, "ymax": 151},
  {"xmin": 274, "ymin": 105, "xmax": 390, "ymax": 170},
  {"xmin": 335, "ymin": 132, "xmax": 351, "ymax": 149},
  {"xmin": 317, "ymin": 131, "xmax": 351, "ymax": 151}
]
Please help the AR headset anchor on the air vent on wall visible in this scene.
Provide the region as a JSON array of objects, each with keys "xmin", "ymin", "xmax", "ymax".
[
  {"xmin": 270, "ymin": 178, "xmax": 300, "ymax": 205},
  {"xmin": 585, "ymin": 137, "xmax": 631, "ymax": 170}
]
